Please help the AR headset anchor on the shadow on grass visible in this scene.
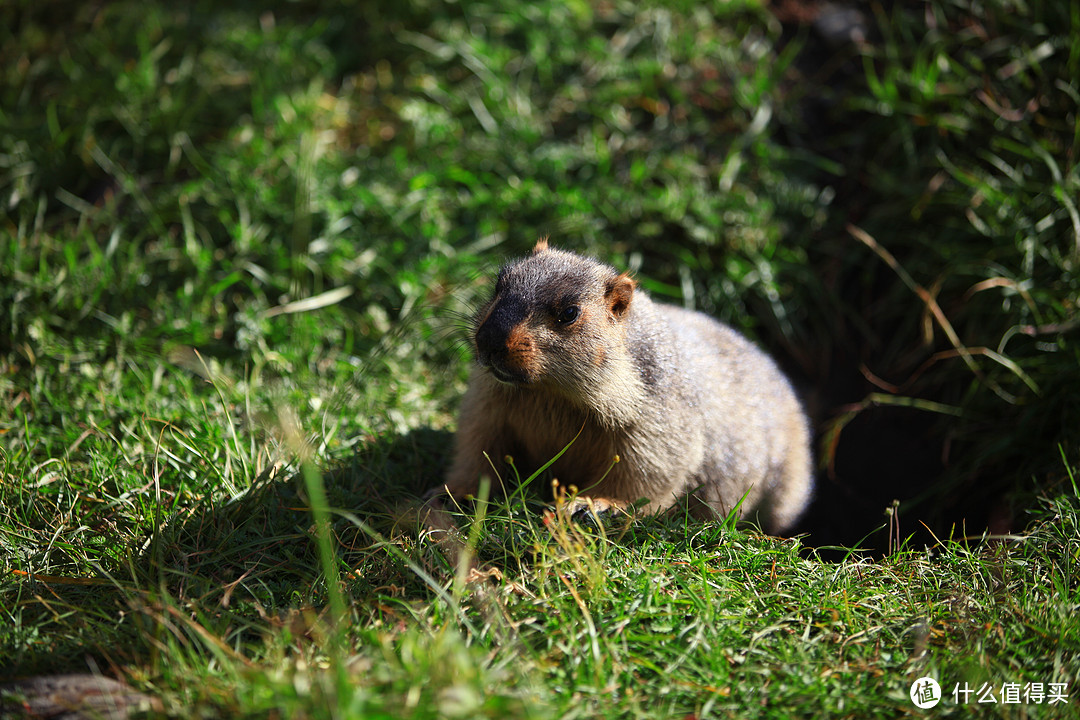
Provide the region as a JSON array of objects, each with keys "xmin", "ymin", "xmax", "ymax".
[
  {"xmin": 0, "ymin": 426, "xmax": 456, "ymax": 680},
  {"xmin": 157, "ymin": 425, "xmax": 459, "ymax": 604}
]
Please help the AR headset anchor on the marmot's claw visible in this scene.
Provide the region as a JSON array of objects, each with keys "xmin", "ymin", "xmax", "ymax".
[
  {"xmin": 570, "ymin": 506, "xmax": 599, "ymax": 528},
  {"xmin": 561, "ymin": 497, "xmax": 627, "ymax": 526}
]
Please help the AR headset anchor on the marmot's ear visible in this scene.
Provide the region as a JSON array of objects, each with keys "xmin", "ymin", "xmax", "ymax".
[
  {"xmin": 606, "ymin": 272, "xmax": 635, "ymax": 319},
  {"xmin": 532, "ymin": 237, "xmax": 550, "ymax": 254}
]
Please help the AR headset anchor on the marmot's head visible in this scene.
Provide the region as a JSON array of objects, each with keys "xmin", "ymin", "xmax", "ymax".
[{"xmin": 472, "ymin": 239, "xmax": 636, "ymax": 396}]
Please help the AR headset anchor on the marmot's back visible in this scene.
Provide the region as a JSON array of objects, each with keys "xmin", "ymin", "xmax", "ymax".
[
  {"xmin": 430, "ymin": 240, "xmax": 813, "ymax": 535},
  {"xmin": 653, "ymin": 302, "xmax": 813, "ymax": 532}
]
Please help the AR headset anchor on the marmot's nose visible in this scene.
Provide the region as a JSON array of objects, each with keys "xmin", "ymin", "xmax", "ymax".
[
  {"xmin": 475, "ymin": 300, "xmax": 525, "ymax": 356},
  {"xmin": 474, "ymin": 319, "xmax": 507, "ymax": 359}
]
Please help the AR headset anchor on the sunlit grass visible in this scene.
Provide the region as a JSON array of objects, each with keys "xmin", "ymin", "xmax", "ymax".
[{"xmin": 1, "ymin": 0, "xmax": 1078, "ymax": 717}]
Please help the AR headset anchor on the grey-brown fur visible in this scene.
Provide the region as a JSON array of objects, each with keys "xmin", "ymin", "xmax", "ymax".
[{"xmin": 430, "ymin": 240, "xmax": 813, "ymax": 535}]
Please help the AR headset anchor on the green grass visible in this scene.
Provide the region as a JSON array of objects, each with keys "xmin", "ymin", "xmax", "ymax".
[{"xmin": 2, "ymin": 0, "xmax": 1079, "ymax": 717}]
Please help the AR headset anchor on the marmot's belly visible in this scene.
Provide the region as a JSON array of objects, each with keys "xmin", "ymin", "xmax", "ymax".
[{"xmin": 518, "ymin": 432, "xmax": 618, "ymax": 489}]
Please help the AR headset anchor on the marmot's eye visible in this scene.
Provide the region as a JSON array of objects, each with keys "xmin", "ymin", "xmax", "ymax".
[{"xmin": 556, "ymin": 305, "xmax": 580, "ymax": 325}]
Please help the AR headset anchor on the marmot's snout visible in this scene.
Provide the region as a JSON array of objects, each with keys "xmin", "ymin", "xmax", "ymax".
[{"xmin": 474, "ymin": 301, "xmax": 539, "ymax": 384}]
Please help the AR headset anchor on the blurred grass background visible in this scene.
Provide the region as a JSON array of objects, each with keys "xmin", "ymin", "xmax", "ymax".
[{"xmin": 1, "ymin": 0, "xmax": 1078, "ymax": 716}]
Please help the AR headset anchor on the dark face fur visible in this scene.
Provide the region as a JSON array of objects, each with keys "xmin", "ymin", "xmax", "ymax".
[{"xmin": 472, "ymin": 242, "xmax": 634, "ymax": 390}]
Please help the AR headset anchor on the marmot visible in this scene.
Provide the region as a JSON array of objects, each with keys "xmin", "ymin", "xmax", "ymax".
[{"xmin": 427, "ymin": 240, "xmax": 813, "ymax": 535}]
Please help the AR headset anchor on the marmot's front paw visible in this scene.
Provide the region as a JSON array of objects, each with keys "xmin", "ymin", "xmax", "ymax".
[
  {"xmin": 419, "ymin": 493, "xmax": 458, "ymax": 535},
  {"xmin": 559, "ymin": 496, "xmax": 630, "ymax": 525}
]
